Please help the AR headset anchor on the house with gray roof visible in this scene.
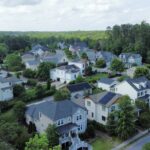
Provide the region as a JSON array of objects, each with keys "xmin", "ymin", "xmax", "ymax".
[
  {"xmin": 98, "ymin": 78, "xmax": 118, "ymax": 92},
  {"xmin": 0, "ymin": 77, "xmax": 13, "ymax": 101},
  {"xmin": 25, "ymin": 60, "xmax": 40, "ymax": 70},
  {"xmin": 25, "ymin": 99, "xmax": 92, "ymax": 150},
  {"xmin": 21, "ymin": 52, "xmax": 35, "ymax": 63},
  {"xmin": 50, "ymin": 65, "xmax": 81, "ymax": 84},
  {"xmin": 85, "ymin": 92, "xmax": 121, "ymax": 125},
  {"xmin": 67, "ymin": 82, "xmax": 92, "ymax": 99},
  {"xmin": 119, "ymin": 53, "xmax": 142, "ymax": 68},
  {"xmin": 114, "ymin": 76, "xmax": 150, "ymax": 103}
]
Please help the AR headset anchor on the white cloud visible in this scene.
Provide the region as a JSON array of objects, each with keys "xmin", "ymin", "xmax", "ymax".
[{"xmin": 0, "ymin": 0, "xmax": 149, "ymax": 31}]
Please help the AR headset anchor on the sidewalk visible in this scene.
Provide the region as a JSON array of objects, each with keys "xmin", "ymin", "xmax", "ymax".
[{"xmin": 112, "ymin": 130, "xmax": 148, "ymax": 150}]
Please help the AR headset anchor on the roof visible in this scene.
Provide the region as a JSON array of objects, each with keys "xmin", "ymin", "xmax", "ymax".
[
  {"xmin": 98, "ymin": 51, "xmax": 116, "ymax": 62},
  {"xmin": 120, "ymin": 53, "xmax": 142, "ymax": 59},
  {"xmin": 125, "ymin": 76, "xmax": 150, "ymax": 91},
  {"xmin": 26, "ymin": 100, "xmax": 86, "ymax": 121},
  {"xmin": 67, "ymin": 82, "xmax": 92, "ymax": 93},
  {"xmin": 57, "ymin": 123, "xmax": 78, "ymax": 134},
  {"xmin": 87, "ymin": 92, "xmax": 121, "ymax": 107},
  {"xmin": 32, "ymin": 44, "xmax": 49, "ymax": 52},
  {"xmin": 6, "ymin": 76, "xmax": 23, "ymax": 85},
  {"xmin": 0, "ymin": 77, "xmax": 9, "ymax": 83},
  {"xmin": 26, "ymin": 60, "xmax": 40, "ymax": 66},
  {"xmin": 70, "ymin": 42, "xmax": 88, "ymax": 51},
  {"xmin": 99, "ymin": 78, "xmax": 116, "ymax": 85},
  {"xmin": 58, "ymin": 65, "xmax": 80, "ymax": 73}
]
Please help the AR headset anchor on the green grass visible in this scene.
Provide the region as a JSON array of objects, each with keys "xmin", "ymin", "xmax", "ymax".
[
  {"xmin": 85, "ymin": 73, "xmax": 108, "ymax": 83},
  {"xmin": 92, "ymin": 137, "xmax": 121, "ymax": 150}
]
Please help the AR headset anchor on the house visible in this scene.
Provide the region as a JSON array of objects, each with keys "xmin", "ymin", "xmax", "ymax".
[
  {"xmin": 114, "ymin": 76, "xmax": 150, "ymax": 103},
  {"xmin": 98, "ymin": 78, "xmax": 118, "ymax": 92},
  {"xmin": 25, "ymin": 99, "xmax": 92, "ymax": 150},
  {"xmin": 6, "ymin": 76, "xmax": 25, "ymax": 86},
  {"xmin": 40, "ymin": 50, "xmax": 68, "ymax": 65},
  {"xmin": 31, "ymin": 44, "xmax": 49, "ymax": 56},
  {"xmin": 85, "ymin": 92, "xmax": 121, "ymax": 125},
  {"xmin": 0, "ymin": 77, "xmax": 13, "ymax": 101},
  {"xmin": 50, "ymin": 65, "xmax": 81, "ymax": 84},
  {"xmin": 97, "ymin": 51, "xmax": 117, "ymax": 67},
  {"xmin": 25, "ymin": 60, "xmax": 40, "ymax": 70},
  {"xmin": 68, "ymin": 59, "xmax": 89, "ymax": 75},
  {"xmin": 69, "ymin": 42, "xmax": 88, "ymax": 53},
  {"xmin": 21, "ymin": 52, "xmax": 35, "ymax": 63},
  {"xmin": 67, "ymin": 82, "xmax": 92, "ymax": 99},
  {"xmin": 119, "ymin": 53, "xmax": 142, "ymax": 68}
]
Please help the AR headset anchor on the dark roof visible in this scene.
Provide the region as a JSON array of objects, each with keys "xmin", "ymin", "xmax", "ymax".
[
  {"xmin": 120, "ymin": 53, "xmax": 142, "ymax": 59},
  {"xmin": 26, "ymin": 100, "xmax": 86, "ymax": 121},
  {"xmin": 67, "ymin": 82, "xmax": 92, "ymax": 93},
  {"xmin": 88, "ymin": 92, "xmax": 121, "ymax": 107},
  {"xmin": 32, "ymin": 44, "xmax": 49, "ymax": 52},
  {"xmin": 58, "ymin": 65, "xmax": 80, "ymax": 73},
  {"xmin": 57, "ymin": 123, "xmax": 78, "ymax": 134},
  {"xmin": 99, "ymin": 78, "xmax": 115, "ymax": 85},
  {"xmin": 26, "ymin": 60, "xmax": 40, "ymax": 66},
  {"xmin": 139, "ymin": 94, "xmax": 150, "ymax": 102}
]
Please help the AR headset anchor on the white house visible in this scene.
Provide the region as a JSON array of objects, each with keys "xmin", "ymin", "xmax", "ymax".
[
  {"xmin": 114, "ymin": 76, "xmax": 150, "ymax": 104},
  {"xmin": 0, "ymin": 77, "xmax": 14, "ymax": 101},
  {"xmin": 25, "ymin": 60, "xmax": 40, "ymax": 70},
  {"xmin": 98, "ymin": 78, "xmax": 118, "ymax": 92},
  {"xmin": 69, "ymin": 59, "xmax": 89, "ymax": 75},
  {"xmin": 84, "ymin": 92, "xmax": 121, "ymax": 125},
  {"xmin": 67, "ymin": 82, "xmax": 92, "ymax": 99},
  {"xmin": 50, "ymin": 65, "xmax": 81, "ymax": 84},
  {"xmin": 25, "ymin": 99, "xmax": 92, "ymax": 150},
  {"xmin": 21, "ymin": 52, "xmax": 35, "ymax": 63}
]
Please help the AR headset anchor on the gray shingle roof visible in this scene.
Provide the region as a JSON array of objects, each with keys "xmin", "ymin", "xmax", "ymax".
[
  {"xmin": 26, "ymin": 100, "xmax": 86, "ymax": 121},
  {"xmin": 58, "ymin": 65, "xmax": 80, "ymax": 73},
  {"xmin": 26, "ymin": 60, "xmax": 40, "ymax": 66},
  {"xmin": 99, "ymin": 78, "xmax": 115, "ymax": 85}
]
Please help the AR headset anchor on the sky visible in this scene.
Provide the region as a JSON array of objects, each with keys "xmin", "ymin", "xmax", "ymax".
[{"xmin": 0, "ymin": 0, "xmax": 149, "ymax": 31}]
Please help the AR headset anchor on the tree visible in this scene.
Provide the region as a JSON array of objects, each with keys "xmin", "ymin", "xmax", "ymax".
[
  {"xmin": 110, "ymin": 58, "xmax": 124, "ymax": 72},
  {"xmin": 81, "ymin": 52, "xmax": 88, "ymax": 60},
  {"xmin": 25, "ymin": 134, "xmax": 49, "ymax": 150},
  {"xmin": 4, "ymin": 54, "xmax": 22, "ymax": 71},
  {"xmin": 13, "ymin": 84, "xmax": 25, "ymax": 97},
  {"xmin": 13, "ymin": 101, "xmax": 26, "ymax": 122},
  {"xmin": 35, "ymin": 85, "xmax": 45, "ymax": 99},
  {"xmin": 96, "ymin": 59, "xmax": 106, "ymax": 68},
  {"xmin": 23, "ymin": 69, "xmax": 36, "ymax": 78},
  {"xmin": 75, "ymin": 75, "xmax": 85, "ymax": 83},
  {"xmin": 139, "ymin": 112, "xmax": 150, "ymax": 129},
  {"xmin": 54, "ymin": 89, "xmax": 70, "ymax": 101},
  {"xmin": 106, "ymin": 113, "xmax": 117, "ymax": 136},
  {"xmin": 47, "ymin": 79, "xmax": 51, "ymax": 90},
  {"xmin": 143, "ymin": 143, "xmax": 150, "ymax": 150},
  {"xmin": 85, "ymin": 66, "xmax": 92, "ymax": 76},
  {"xmin": 37, "ymin": 62, "xmax": 55, "ymax": 81},
  {"xmin": 116, "ymin": 96, "xmax": 136, "ymax": 140},
  {"xmin": 0, "ymin": 140, "xmax": 13, "ymax": 150},
  {"xmin": 134, "ymin": 67, "xmax": 149, "ymax": 78},
  {"xmin": 46, "ymin": 125, "xmax": 59, "ymax": 149},
  {"xmin": 0, "ymin": 43, "xmax": 8, "ymax": 62}
]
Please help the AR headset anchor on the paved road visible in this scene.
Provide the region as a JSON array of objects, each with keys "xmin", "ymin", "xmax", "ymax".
[{"xmin": 125, "ymin": 134, "xmax": 150, "ymax": 150}]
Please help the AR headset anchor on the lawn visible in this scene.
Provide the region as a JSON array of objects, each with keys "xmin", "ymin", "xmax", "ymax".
[
  {"xmin": 91, "ymin": 137, "xmax": 121, "ymax": 150},
  {"xmin": 85, "ymin": 73, "xmax": 108, "ymax": 83}
]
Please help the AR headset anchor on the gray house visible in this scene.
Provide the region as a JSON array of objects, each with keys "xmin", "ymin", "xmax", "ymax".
[
  {"xmin": 25, "ymin": 99, "xmax": 92, "ymax": 150},
  {"xmin": 119, "ymin": 53, "xmax": 142, "ymax": 68}
]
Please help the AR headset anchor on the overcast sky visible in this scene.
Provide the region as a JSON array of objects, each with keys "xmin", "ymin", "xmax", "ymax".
[{"xmin": 0, "ymin": 0, "xmax": 149, "ymax": 31}]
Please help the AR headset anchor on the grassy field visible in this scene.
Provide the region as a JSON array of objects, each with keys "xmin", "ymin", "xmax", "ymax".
[{"xmin": 92, "ymin": 137, "xmax": 121, "ymax": 150}]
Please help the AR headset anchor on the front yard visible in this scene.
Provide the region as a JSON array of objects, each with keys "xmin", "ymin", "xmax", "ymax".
[{"xmin": 91, "ymin": 137, "xmax": 121, "ymax": 150}]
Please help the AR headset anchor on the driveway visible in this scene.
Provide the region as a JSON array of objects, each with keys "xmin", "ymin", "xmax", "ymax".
[{"xmin": 125, "ymin": 134, "xmax": 150, "ymax": 150}]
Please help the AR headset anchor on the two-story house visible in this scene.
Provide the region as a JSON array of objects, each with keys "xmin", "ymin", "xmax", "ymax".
[
  {"xmin": 0, "ymin": 77, "xmax": 14, "ymax": 101},
  {"xmin": 50, "ymin": 65, "xmax": 81, "ymax": 84},
  {"xmin": 25, "ymin": 99, "xmax": 92, "ymax": 150},
  {"xmin": 98, "ymin": 78, "xmax": 118, "ymax": 92},
  {"xmin": 67, "ymin": 82, "xmax": 92, "ymax": 99},
  {"xmin": 119, "ymin": 53, "xmax": 142, "ymax": 68},
  {"xmin": 114, "ymin": 76, "xmax": 150, "ymax": 104},
  {"xmin": 84, "ymin": 92, "xmax": 121, "ymax": 125}
]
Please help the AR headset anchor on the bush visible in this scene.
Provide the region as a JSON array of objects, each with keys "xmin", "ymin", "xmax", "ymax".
[
  {"xmin": 27, "ymin": 79, "xmax": 37, "ymax": 86},
  {"xmin": 23, "ymin": 69, "xmax": 36, "ymax": 78}
]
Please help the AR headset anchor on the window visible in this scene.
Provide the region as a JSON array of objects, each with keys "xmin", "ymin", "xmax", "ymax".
[
  {"xmin": 102, "ymin": 116, "xmax": 106, "ymax": 121},
  {"xmin": 61, "ymin": 120, "xmax": 64, "ymax": 125},
  {"xmin": 79, "ymin": 115, "xmax": 82, "ymax": 120},
  {"xmin": 102, "ymin": 105, "xmax": 106, "ymax": 111},
  {"xmin": 91, "ymin": 112, "xmax": 94, "ymax": 118},
  {"xmin": 77, "ymin": 116, "xmax": 79, "ymax": 121},
  {"xmin": 145, "ymin": 91, "xmax": 147, "ymax": 94},
  {"xmin": 111, "ymin": 106, "xmax": 115, "ymax": 112},
  {"xmin": 138, "ymin": 93, "xmax": 140, "ymax": 97},
  {"xmin": 58, "ymin": 120, "xmax": 60, "ymax": 126},
  {"xmin": 87, "ymin": 101, "xmax": 91, "ymax": 106}
]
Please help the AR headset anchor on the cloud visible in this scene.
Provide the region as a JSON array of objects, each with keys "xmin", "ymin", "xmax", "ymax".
[
  {"xmin": 0, "ymin": 0, "xmax": 43, "ymax": 7},
  {"xmin": 0, "ymin": 0, "xmax": 149, "ymax": 31}
]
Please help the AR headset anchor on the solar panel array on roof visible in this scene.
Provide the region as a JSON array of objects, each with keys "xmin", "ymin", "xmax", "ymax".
[{"xmin": 99, "ymin": 92, "xmax": 116, "ymax": 105}]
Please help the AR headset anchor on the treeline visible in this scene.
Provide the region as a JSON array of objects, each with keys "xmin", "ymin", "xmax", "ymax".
[{"xmin": 104, "ymin": 21, "xmax": 150, "ymax": 63}]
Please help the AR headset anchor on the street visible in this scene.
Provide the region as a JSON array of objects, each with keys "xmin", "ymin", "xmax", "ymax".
[{"xmin": 125, "ymin": 134, "xmax": 150, "ymax": 150}]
